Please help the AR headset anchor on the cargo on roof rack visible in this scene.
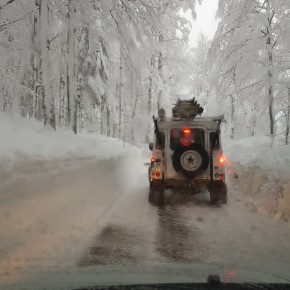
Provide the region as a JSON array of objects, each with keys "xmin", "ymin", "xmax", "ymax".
[{"xmin": 172, "ymin": 97, "xmax": 204, "ymax": 119}]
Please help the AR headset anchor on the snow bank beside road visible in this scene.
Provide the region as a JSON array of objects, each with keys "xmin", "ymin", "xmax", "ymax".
[
  {"xmin": 0, "ymin": 113, "xmax": 141, "ymax": 189},
  {"xmin": 226, "ymin": 136, "xmax": 290, "ymax": 180},
  {"xmin": 224, "ymin": 136, "xmax": 290, "ymax": 223},
  {"xmin": 0, "ymin": 113, "xmax": 139, "ymax": 163}
]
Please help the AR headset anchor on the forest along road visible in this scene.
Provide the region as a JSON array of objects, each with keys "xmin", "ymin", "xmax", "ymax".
[{"xmin": 1, "ymin": 155, "xmax": 290, "ymax": 287}]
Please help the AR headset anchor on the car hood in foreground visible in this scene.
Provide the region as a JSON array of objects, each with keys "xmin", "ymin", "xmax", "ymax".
[{"xmin": 2, "ymin": 262, "xmax": 290, "ymax": 290}]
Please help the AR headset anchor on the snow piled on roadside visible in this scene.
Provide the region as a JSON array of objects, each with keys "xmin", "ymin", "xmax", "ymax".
[
  {"xmin": 0, "ymin": 112, "xmax": 142, "ymax": 190},
  {"xmin": 0, "ymin": 112, "xmax": 139, "ymax": 163},
  {"xmin": 224, "ymin": 136, "xmax": 290, "ymax": 223}
]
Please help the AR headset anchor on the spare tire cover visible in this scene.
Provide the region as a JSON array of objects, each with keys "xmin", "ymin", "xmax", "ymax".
[{"xmin": 172, "ymin": 143, "xmax": 209, "ymax": 178}]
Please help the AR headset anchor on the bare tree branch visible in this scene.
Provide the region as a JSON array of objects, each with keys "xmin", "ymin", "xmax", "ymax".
[
  {"xmin": 0, "ymin": 11, "xmax": 32, "ymax": 29},
  {"xmin": 0, "ymin": 0, "xmax": 17, "ymax": 10},
  {"xmin": 261, "ymin": 29, "xmax": 267, "ymax": 37},
  {"xmin": 48, "ymin": 34, "xmax": 59, "ymax": 45}
]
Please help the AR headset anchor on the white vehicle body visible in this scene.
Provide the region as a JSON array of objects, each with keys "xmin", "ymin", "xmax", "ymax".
[{"xmin": 148, "ymin": 99, "xmax": 228, "ymax": 204}]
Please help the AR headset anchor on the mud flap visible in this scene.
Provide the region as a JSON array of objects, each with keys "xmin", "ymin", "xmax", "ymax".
[
  {"xmin": 207, "ymin": 181, "xmax": 227, "ymax": 205},
  {"xmin": 149, "ymin": 187, "xmax": 164, "ymax": 205}
]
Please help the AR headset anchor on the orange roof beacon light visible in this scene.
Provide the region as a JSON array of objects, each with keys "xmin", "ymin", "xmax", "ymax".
[{"xmin": 182, "ymin": 128, "xmax": 191, "ymax": 136}]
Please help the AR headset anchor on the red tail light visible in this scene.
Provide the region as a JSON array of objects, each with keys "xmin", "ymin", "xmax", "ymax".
[
  {"xmin": 151, "ymin": 157, "xmax": 155, "ymax": 163},
  {"xmin": 218, "ymin": 154, "xmax": 226, "ymax": 165},
  {"xmin": 155, "ymin": 171, "xmax": 161, "ymax": 177}
]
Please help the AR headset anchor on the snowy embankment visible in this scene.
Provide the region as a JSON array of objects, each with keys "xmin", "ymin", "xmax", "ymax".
[
  {"xmin": 0, "ymin": 113, "xmax": 140, "ymax": 188},
  {"xmin": 225, "ymin": 136, "xmax": 290, "ymax": 223}
]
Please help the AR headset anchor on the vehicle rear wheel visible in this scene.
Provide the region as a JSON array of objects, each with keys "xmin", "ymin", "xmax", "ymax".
[
  {"xmin": 207, "ymin": 181, "xmax": 227, "ymax": 205},
  {"xmin": 149, "ymin": 188, "xmax": 164, "ymax": 205}
]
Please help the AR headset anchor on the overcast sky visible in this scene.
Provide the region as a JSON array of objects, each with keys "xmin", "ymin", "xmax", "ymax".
[{"xmin": 185, "ymin": 0, "xmax": 219, "ymax": 47}]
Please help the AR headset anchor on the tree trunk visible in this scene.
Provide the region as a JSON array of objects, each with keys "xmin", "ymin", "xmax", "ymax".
[
  {"xmin": 250, "ymin": 105, "xmax": 256, "ymax": 137},
  {"xmin": 230, "ymin": 94, "xmax": 235, "ymax": 139},
  {"xmin": 118, "ymin": 53, "xmax": 123, "ymax": 139},
  {"xmin": 230, "ymin": 67, "xmax": 238, "ymax": 139},
  {"xmin": 113, "ymin": 123, "xmax": 116, "ymax": 138},
  {"xmin": 66, "ymin": 62, "xmax": 71, "ymax": 126},
  {"xmin": 59, "ymin": 73, "xmax": 65, "ymax": 127},
  {"xmin": 131, "ymin": 84, "xmax": 138, "ymax": 142},
  {"xmin": 39, "ymin": 0, "xmax": 56, "ymax": 130},
  {"xmin": 73, "ymin": 88, "xmax": 80, "ymax": 134},
  {"xmin": 268, "ymin": 81, "xmax": 274, "ymax": 136},
  {"xmin": 66, "ymin": 0, "xmax": 75, "ymax": 129},
  {"xmin": 36, "ymin": 84, "xmax": 43, "ymax": 121},
  {"xmin": 130, "ymin": 71, "xmax": 138, "ymax": 142},
  {"xmin": 157, "ymin": 51, "xmax": 163, "ymax": 111},
  {"xmin": 147, "ymin": 75, "xmax": 153, "ymax": 143},
  {"xmin": 146, "ymin": 55, "xmax": 154, "ymax": 143},
  {"xmin": 73, "ymin": 26, "xmax": 89, "ymax": 134},
  {"xmin": 59, "ymin": 28, "xmax": 67, "ymax": 127},
  {"xmin": 157, "ymin": 32, "xmax": 164, "ymax": 111},
  {"xmin": 3, "ymin": 88, "xmax": 8, "ymax": 113},
  {"xmin": 107, "ymin": 106, "xmax": 110, "ymax": 137},
  {"xmin": 265, "ymin": 1, "xmax": 275, "ymax": 138},
  {"xmin": 286, "ymin": 87, "xmax": 290, "ymax": 145},
  {"xmin": 31, "ymin": 0, "xmax": 40, "ymax": 120},
  {"xmin": 100, "ymin": 94, "xmax": 105, "ymax": 135}
]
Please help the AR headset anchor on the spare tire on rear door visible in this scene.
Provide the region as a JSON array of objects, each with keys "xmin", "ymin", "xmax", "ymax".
[{"xmin": 172, "ymin": 143, "xmax": 209, "ymax": 178}]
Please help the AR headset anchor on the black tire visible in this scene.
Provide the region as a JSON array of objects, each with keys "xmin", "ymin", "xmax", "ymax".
[
  {"xmin": 207, "ymin": 181, "xmax": 227, "ymax": 205},
  {"xmin": 149, "ymin": 188, "xmax": 164, "ymax": 205},
  {"xmin": 172, "ymin": 143, "xmax": 209, "ymax": 179},
  {"xmin": 209, "ymin": 191, "xmax": 218, "ymax": 205},
  {"xmin": 223, "ymin": 194, "xmax": 228, "ymax": 204}
]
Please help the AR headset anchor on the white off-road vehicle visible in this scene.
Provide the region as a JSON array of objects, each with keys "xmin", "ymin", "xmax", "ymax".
[{"xmin": 148, "ymin": 98, "xmax": 227, "ymax": 205}]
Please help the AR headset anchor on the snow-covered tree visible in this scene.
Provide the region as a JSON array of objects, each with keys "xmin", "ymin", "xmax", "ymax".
[
  {"xmin": 208, "ymin": 0, "xmax": 290, "ymax": 142},
  {"xmin": 0, "ymin": 0, "xmax": 199, "ymax": 142}
]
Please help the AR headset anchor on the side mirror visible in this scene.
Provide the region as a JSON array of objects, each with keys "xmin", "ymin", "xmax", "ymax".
[{"xmin": 149, "ymin": 142, "xmax": 153, "ymax": 151}]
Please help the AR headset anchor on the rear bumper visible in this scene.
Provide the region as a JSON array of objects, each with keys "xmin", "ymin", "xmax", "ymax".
[{"xmin": 150, "ymin": 178, "xmax": 210, "ymax": 190}]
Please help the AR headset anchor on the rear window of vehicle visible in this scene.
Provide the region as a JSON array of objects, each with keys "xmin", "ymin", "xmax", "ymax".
[{"xmin": 170, "ymin": 128, "xmax": 205, "ymax": 150}]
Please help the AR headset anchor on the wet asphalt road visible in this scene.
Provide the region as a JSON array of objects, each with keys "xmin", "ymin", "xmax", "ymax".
[
  {"xmin": 78, "ymin": 195, "xmax": 208, "ymax": 266},
  {"xmin": 1, "ymin": 155, "xmax": 290, "ymax": 287},
  {"xmin": 77, "ymin": 160, "xmax": 290, "ymax": 269},
  {"xmin": 78, "ymin": 199, "xmax": 206, "ymax": 266}
]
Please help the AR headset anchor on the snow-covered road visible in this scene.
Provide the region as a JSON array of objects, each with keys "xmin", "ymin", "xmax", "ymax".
[
  {"xmin": 1, "ymin": 156, "xmax": 290, "ymax": 289},
  {"xmin": 0, "ymin": 157, "xmax": 125, "ymax": 287}
]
